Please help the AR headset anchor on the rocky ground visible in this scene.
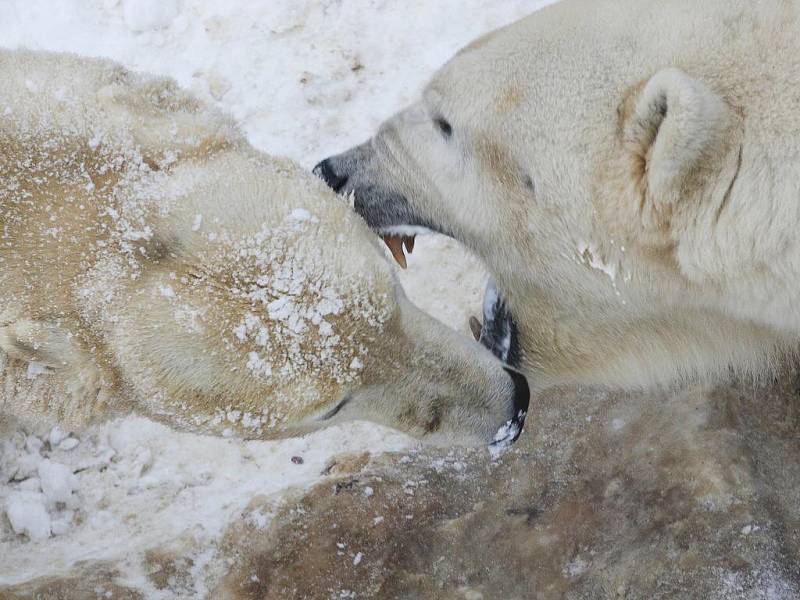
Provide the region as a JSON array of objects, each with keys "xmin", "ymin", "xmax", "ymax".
[{"xmin": 6, "ymin": 374, "xmax": 799, "ymax": 599}]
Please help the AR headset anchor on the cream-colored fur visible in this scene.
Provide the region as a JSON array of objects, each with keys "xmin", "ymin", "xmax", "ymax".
[
  {"xmin": 317, "ymin": 0, "xmax": 800, "ymax": 391},
  {"xmin": 0, "ymin": 49, "xmax": 524, "ymax": 444}
]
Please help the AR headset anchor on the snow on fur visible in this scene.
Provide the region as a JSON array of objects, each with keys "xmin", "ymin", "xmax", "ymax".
[{"xmin": 0, "ymin": 0, "xmax": 554, "ymax": 593}]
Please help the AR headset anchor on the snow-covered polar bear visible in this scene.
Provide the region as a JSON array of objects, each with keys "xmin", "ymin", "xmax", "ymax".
[
  {"xmin": 0, "ymin": 49, "xmax": 528, "ymax": 444},
  {"xmin": 316, "ymin": 0, "xmax": 800, "ymax": 392}
]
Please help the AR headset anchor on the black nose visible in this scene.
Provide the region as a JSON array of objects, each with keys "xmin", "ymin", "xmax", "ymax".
[
  {"xmin": 313, "ymin": 159, "xmax": 348, "ymax": 193},
  {"xmin": 503, "ymin": 366, "xmax": 530, "ymax": 443}
]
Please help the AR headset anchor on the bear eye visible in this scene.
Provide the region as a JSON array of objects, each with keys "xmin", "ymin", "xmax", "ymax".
[{"xmin": 434, "ymin": 117, "xmax": 453, "ymax": 139}]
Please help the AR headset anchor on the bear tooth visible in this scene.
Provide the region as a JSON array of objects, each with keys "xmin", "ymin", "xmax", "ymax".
[
  {"xmin": 469, "ymin": 316, "xmax": 482, "ymax": 341},
  {"xmin": 382, "ymin": 235, "xmax": 407, "ymax": 269},
  {"xmin": 403, "ymin": 235, "xmax": 415, "ymax": 254}
]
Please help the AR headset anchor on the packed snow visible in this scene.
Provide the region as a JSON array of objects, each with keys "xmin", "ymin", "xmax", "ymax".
[
  {"xmin": 0, "ymin": 0, "xmax": 556, "ymax": 591},
  {"xmin": 1, "ymin": 418, "xmax": 413, "ymax": 587}
]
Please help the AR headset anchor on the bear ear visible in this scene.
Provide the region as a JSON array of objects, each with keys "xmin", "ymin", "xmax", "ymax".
[
  {"xmin": 96, "ymin": 80, "xmax": 242, "ymax": 169},
  {"xmin": 624, "ymin": 68, "xmax": 732, "ymax": 206}
]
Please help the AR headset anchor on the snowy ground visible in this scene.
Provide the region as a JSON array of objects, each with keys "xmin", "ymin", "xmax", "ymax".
[{"xmin": 0, "ymin": 0, "xmax": 555, "ymax": 591}]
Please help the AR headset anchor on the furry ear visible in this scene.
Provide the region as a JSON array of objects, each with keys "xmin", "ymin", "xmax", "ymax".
[
  {"xmin": 96, "ymin": 79, "xmax": 242, "ymax": 169},
  {"xmin": 625, "ymin": 68, "xmax": 732, "ymax": 207}
]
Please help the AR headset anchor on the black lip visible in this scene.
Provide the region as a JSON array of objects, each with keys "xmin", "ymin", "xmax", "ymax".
[
  {"xmin": 351, "ymin": 186, "xmax": 445, "ymax": 236},
  {"xmin": 504, "ymin": 367, "xmax": 530, "ymax": 427},
  {"xmin": 478, "ymin": 281, "xmax": 522, "ymax": 368},
  {"xmin": 312, "ymin": 154, "xmax": 450, "ymax": 237},
  {"xmin": 487, "ymin": 367, "xmax": 530, "ymax": 448},
  {"xmin": 313, "ymin": 159, "xmax": 348, "ymax": 192}
]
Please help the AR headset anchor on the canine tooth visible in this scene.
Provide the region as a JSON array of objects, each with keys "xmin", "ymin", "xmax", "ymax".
[
  {"xmin": 403, "ymin": 236, "xmax": 415, "ymax": 254},
  {"xmin": 469, "ymin": 316, "xmax": 482, "ymax": 341},
  {"xmin": 382, "ymin": 235, "xmax": 407, "ymax": 269}
]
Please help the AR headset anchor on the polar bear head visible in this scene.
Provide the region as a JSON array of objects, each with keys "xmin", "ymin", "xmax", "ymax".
[
  {"xmin": 99, "ymin": 153, "xmax": 529, "ymax": 446},
  {"xmin": 0, "ymin": 49, "xmax": 528, "ymax": 447},
  {"xmin": 316, "ymin": 0, "xmax": 743, "ymax": 276},
  {"xmin": 314, "ymin": 0, "xmax": 769, "ymax": 388}
]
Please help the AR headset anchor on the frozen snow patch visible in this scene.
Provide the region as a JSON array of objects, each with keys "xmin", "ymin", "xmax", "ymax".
[
  {"xmin": 5, "ymin": 491, "xmax": 51, "ymax": 541},
  {"xmin": 38, "ymin": 460, "xmax": 78, "ymax": 507},
  {"xmin": 26, "ymin": 362, "xmax": 50, "ymax": 379}
]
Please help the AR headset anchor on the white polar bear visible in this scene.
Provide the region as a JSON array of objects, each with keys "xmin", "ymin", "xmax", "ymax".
[
  {"xmin": 0, "ymin": 49, "xmax": 528, "ymax": 445},
  {"xmin": 315, "ymin": 0, "xmax": 800, "ymax": 392}
]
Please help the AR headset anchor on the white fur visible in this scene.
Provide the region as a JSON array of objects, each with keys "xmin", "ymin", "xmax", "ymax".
[
  {"xmin": 328, "ymin": 0, "xmax": 800, "ymax": 392},
  {"xmin": 0, "ymin": 49, "xmax": 521, "ymax": 444}
]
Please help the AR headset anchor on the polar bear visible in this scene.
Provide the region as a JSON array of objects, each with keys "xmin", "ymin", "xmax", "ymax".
[
  {"xmin": 0, "ymin": 49, "xmax": 528, "ymax": 445},
  {"xmin": 315, "ymin": 0, "xmax": 800, "ymax": 392}
]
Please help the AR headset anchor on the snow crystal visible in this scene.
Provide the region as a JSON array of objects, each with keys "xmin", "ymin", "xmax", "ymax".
[
  {"xmin": 26, "ymin": 436, "xmax": 44, "ymax": 455},
  {"xmin": 5, "ymin": 491, "xmax": 51, "ymax": 541},
  {"xmin": 26, "ymin": 362, "xmax": 50, "ymax": 379},
  {"xmin": 38, "ymin": 460, "xmax": 78, "ymax": 506},
  {"xmin": 224, "ymin": 208, "xmax": 385, "ymax": 393},
  {"xmin": 578, "ymin": 241, "xmax": 619, "ymax": 283},
  {"xmin": 50, "ymin": 511, "xmax": 75, "ymax": 536},
  {"xmin": 563, "ymin": 557, "xmax": 589, "ymax": 578},
  {"xmin": 58, "ymin": 437, "xmax": 80, "ymax": 451},
  {"xmin": 48, "ymin": 427, "xmax": 67, "ymax": 447},
  {"xmin": 246, "ymin": 508, "xmax": 272, "ymax": 530},
  {"xmin": 287, "ymin": 208, "xmax": 317, "ymax": 223},
  {"xmin": 19, "ymin": 477, "xmax": 42, "ymax": 491},
  {"xmin": 246, "ymin": 351, "xmax": 272, "ymax": 378}
]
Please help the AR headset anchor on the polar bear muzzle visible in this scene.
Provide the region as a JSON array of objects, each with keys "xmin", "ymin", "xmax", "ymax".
[{"xmin": 314, "ymin": 151, "xmax": 441, "ymax": 269}]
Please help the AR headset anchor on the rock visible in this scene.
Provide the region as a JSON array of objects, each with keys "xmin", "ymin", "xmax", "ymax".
[
  {"xmin": 3, "ymin": 377, "xmax": 800, "ymax": 598},
  {"xmin": 213, "ymin": 378, "xmax": 800, "ymax": 599}
]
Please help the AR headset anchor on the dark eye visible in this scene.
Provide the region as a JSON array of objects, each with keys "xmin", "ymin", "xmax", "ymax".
[{"xmin": 434, "ymin": 117, "xmax": 453, "ymax": 138}]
